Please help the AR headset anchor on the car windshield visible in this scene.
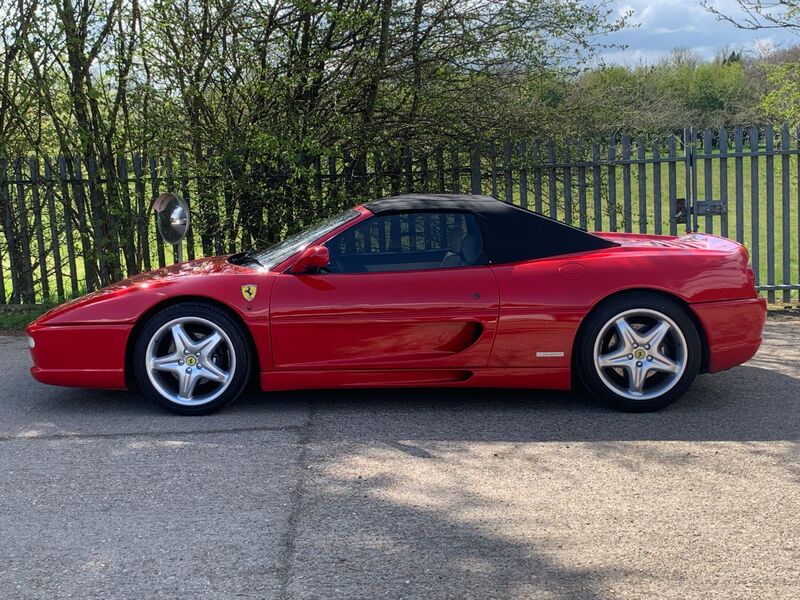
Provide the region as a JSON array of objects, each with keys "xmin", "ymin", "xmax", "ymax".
[{"xmin": 254, "ymin": 208, "xmax": 359, "ymax": 270}]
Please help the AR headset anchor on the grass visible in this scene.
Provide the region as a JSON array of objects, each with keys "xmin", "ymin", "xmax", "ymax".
[{"xmin": 0, "ymin": 305, "xmax": 51, "ymax": 332}]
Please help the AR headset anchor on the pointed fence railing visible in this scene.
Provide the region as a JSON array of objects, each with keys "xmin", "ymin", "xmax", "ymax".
[{"xmin": 1, "ymin": 125, "xmax": 798, "ymax": 305}]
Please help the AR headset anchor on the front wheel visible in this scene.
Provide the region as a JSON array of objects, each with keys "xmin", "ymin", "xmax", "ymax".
[
  {"xmin": 576, "ymin": 293, "xmax": 702, "ymax": 412},
  {"xmin": 133, "ymin": 302, "xmax": 252, "ymax": 415}
]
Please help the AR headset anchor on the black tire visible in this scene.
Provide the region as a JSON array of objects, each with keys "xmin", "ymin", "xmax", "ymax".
[
  {"xmin": 575, "ymin": 292, "xmax": 702, "ymax": 412},
  {"xmin": 133, "ymin": 302, "xmax": 252, "ymax": 415}
]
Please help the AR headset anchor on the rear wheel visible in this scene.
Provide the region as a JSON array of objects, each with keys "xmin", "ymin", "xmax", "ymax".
[
  {"xmin": 133, "ymin": 303, "xmax": 251, "ymax": 415},
  {"xmin": 576, "ymin": 293, "xmax": 701, "ymax": 411}
]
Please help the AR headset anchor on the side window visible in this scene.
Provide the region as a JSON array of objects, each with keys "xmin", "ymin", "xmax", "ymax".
[{"xmin": 326, "ymin": 211, "xmax": 486, "ymax": 274}]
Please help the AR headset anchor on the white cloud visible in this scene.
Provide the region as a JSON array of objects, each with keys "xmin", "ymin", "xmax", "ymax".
[
  {"xmin": 598, "ymin": 0, "xmax": 799, "ymax": 65},
  {"xmin": 753, "ymin": 37, "xmax": 777, "ymax": 58},
  {"xmin": 625, "ymin": 0, "xmax": 709, "ymax": 28},
  {"xmin": 598, "ymin": 46, "xmax": 715, "ymax": 66}
]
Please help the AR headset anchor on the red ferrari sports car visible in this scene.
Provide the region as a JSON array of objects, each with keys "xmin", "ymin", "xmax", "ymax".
[{"xmin": 27, "ymin": 194, "xmax": 765, "ymax": 415}]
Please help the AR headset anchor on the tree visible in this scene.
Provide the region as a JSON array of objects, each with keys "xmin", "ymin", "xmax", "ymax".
[
  {"xmin": 704, "ymin": 1, "xmax": 800, "ymax": 32},
  {"xmin": 0, "ymin": 0, "xmax": 630, "ymax": 290},
  {"xmin": 761, "ymin": 61, "xmax": 800, "ymax": 122}
]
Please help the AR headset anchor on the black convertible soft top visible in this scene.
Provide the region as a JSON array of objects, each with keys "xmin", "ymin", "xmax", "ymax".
[{"xmin": 363, "ymin": 194, "xmax": 617, "ymax": 264}]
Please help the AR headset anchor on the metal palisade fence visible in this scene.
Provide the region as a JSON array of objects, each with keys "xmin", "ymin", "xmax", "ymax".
[{"xmin": 1, "ymin": 125, "xmax": 799, "ymax": 306}]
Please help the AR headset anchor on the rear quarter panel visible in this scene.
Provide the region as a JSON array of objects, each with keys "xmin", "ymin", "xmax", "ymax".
[{"xmin": 489, "ymin": 242, "xmax": 755, "ymax": 369}]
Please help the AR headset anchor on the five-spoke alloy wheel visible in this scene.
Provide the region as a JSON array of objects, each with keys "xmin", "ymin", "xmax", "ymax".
[
  {"xmin": 577, "ymin": 293, "xmax": 701, "ymax": 411},
  {"xmin": 134, "ymin": 303, "xmax": 251, "ymax": 415}
]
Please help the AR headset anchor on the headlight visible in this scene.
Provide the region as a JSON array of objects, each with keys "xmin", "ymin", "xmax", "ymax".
[{"xmin": 27, "ymin": 336, "xmax": 35, "ymax": 349}]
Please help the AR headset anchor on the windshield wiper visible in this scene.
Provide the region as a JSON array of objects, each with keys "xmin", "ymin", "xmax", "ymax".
[{"xmin": 228, "ymin": 249, "xmax": 263, "ymax": 267}]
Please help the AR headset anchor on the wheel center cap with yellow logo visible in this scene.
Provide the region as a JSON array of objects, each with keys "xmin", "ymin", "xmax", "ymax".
[
  {"xmin": 185, "ymin": 355, "xmax": 198, "ymax": 367},
  {"xmin": 634, "ymin": 348, "xmax": 647, "ymax": 360}
]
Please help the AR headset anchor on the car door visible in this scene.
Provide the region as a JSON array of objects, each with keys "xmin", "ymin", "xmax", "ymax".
[{"xmin": 269, "ymin": 210, "xmax": 500, "ymax": 370}]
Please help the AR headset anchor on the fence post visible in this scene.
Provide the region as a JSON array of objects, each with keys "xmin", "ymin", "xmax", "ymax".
[
  {"xmin": 547, "ymin": 142, "xmax": 557, "ymax": 219},
  {"xmin": 372, "ymin": 152, "xmax": 383, "ymax": 198},
  {"xmin": 734, "ymin": 127, "xmax": 744, "ymax": 244},
  {"xmin": 432, "ymin": 147, "xmax": 443, "ymax": 193},
  {"xmin": 690, "ymin": 128, "xmax": 699, "ymax": 232},
  {"xmin": 683, "ymin": 128, "xmax": 694, "ymax": 232},
  {"xmin": 43, "ymin": 158, "xmax": 65, "ymax": 301},
  {"xmin": 718, "ymin": 128, "xmax": 729, "ymax": 239},
  {"xmin": 419, "ymin": 153, "xmax": 429, "ymax": 193},
  {"xmin": 384, "ymin": 149, "xmax": 398, "ymax": 196},
  {"xmin": 637, "ymin": 137, "xmax": 647, "ymax": 233},
  {"xmin": 749, "ymin": 126, "xmax": 760, "ymax": 291},
  {"xmin": 518, "ymin": 142, "xmax": 529, "ymax": 211},
  {"xmin": 607, "ymin": 136, "xmax": 617, "ymax": 232},
  {"xmin": 87, "ymin": 156, "xmax": 111, "ymax": 285},
  {"xmin": 101, "ymin": 154, "xmax": 123, "ymax": 282},
  {"xmin": 489, "ymin": 142, "xmax": 498, "ymax": 198},
  {"xmin": 403, "ymin": 147, "xmax": 414, "ymax": 193},
  {"xmin": 562, "ymin": 144, "xmax": 572, "ymax": 224},
  {"xmin": 220, "ymin": 155, "xmax": 237, "ymax": 254},
  {"xmin": 180, "ymin": 154, "xmax": 196, "ymax": 261},
  {"xmin": 703, "ymin": 127, "xmax": 714, "ymax": 234},
  {"xmin": 0, "ymin": 159, "xmax": 9, "ymax": 304},
  {"xmin": 576, "ymin": 140, "xmax": 586, "ymax": 229},
  {"xmin": 328, "ymin": 155, "xmax": 339, "ymax": 210},
  {"xmin": 652, "ymin": 138, "xmax": 662, "ymax": 235},
  {"xmin": 667, "ymin": 135, "xmax": 677, "ymax": 236},
  {"xmin": 28, "ymin": 158, "xmax": 50, "ymax": 301},
  {"xmin": 0, "ymin": 158, "xmax": 13, "ymax": 303},
  {"xmin": 116, "ymin": 155, "xmax": 138, "ymax": 275},
  {"xmin": 149, "ymin": 156, "xmax": 167, "ymax": 267},
  {"xmin": 781, "ymin": 125, "xmax": 791, "ymax": 303},
  {"xmin": 591, "ymin": 143, "xmax": 601, "ymax": 231},
  {"xmin": 58, "ymin": 157, "xmax": 80, "ymax": 296},
  {"xmin": 450, "ymin": 148, "xmax": 460, "ymax": 193},
  {"xmin": 132, "ymin": 155, "xmax": 151, "ymax": 272},
  {"xmin": 503, "ymin": 142, "xmax": 513, "ymax": 204},
  {"xmin": 0, "ymin": 211, "xmax": 4, "ymax": 302},
  {"xmin": 621, "ymin": 135, "xmax": 632, "ymax": 233},
  {"xmin": 533, "ymin": 142, "xmax": 543, "ymax": 214},
  {"xmin": 13, "ymin": 159, "xmax": 35, "ymax": 303},
  {"xmin": 765, "ymin": 125, "xmax": 776, "ymax": 304},
  {"xmin": 797, "ymin": 126, "xmax": 800, "ymax": 298},
  {"xmin": 470, "ymin": 143, "xmax": 481, "ymax": 194},
  {"xmin": 164, "ymin": 156, "xmax": 180, "ymax": 263}
]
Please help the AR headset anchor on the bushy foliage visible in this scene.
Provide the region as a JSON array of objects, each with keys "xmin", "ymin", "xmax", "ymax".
[
  {"xmin": 0, "ymin": 0, "xmax": 627, "ymax": 161},
  {"xmin": 553, "ymin": 50, "xmax": 764, "ymax": 137},
  {"xmin": 761, "ymin": 62, "xmax": 800, "ymax": 124}
]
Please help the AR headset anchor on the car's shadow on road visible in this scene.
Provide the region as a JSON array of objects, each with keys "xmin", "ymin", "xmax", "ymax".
[{"xmin": 40, "ymin": 363, "xmax": 800, "ymax": 443}]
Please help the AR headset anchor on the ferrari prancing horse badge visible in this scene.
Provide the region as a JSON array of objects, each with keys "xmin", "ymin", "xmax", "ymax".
[{"xmin": 241, "ymin": 284, "xmax": 257, "ymax": 302}]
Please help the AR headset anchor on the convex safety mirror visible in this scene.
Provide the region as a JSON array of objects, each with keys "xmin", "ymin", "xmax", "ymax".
[{"xmin": 153, "ymin": 193, "xmax": 191, "ymax": 245}]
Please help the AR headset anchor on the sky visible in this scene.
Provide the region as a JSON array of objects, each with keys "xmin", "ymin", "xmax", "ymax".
[{"xmin": 599, "ymin": 0, "xmax": 799, "ymax": 64}]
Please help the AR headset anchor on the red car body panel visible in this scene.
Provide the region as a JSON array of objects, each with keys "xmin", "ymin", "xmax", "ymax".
[
  {"xmin": 27, "ymin": 202, "xmax": 766, "ymax": 394},
  {"xmin": 29, "ymin": 324, "xmax": 130, "ymax": 389},
  {"xmin": 28, "ymin": 257, "xmax": 276, "ymax": 388},
  {"xmin": 690, "ymin": 298, "xmax": 766, "ymax": 372},
  {"xmin": 269, "ymin": 267, "xmax": 499, "ymax": 369}
]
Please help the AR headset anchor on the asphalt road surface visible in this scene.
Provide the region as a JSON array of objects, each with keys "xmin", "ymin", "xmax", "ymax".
[{"xmin": 1, "ymin": 320, "xmax": 799, "ymax": 599}]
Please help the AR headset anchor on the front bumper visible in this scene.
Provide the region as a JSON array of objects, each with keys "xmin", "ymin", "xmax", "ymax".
[
  {"xmin": 691, "ymin": 297, "xmax": 767, "ymax": 373},
  {"xmin": 26, "ymin": 322, "xmax": 130, "ymax": 389}
]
